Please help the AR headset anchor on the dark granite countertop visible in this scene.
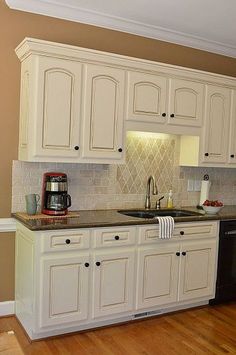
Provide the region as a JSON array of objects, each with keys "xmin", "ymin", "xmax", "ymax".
[{"xmin": 12, "ymin": 206, "xmax": 236, "ymax": 231}]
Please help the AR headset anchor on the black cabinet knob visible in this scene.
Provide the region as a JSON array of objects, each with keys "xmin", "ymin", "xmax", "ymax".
[
  {"xmin": 230, "ymin": 154, "xmax": 235, "ymax": 158},
  {"xmin": 205, "ymin": 153, "xmax": 209, "ymax": 157},
  {"xmin": 162, "ymin": 113, "xmax": 166, "ymax": 117},
  {"xmin": 84, "ymin": 262, "xmax": 90, "ymax": 267},
  {"xmin": 176, "ymin": 252, "xmax": 180, "ymax": 256},
  {"xmin": 180, "ymin": 231, "xmax": 184, "ymax": 236},
  {"xmin": 65, "ymin": 239, "xmax": 71, "ymax": 244},
  {"xmin": 118, "ymin": 148, "xmax": 123, "ymax": 152},
  {"xmin": 96, "ymin": 262, "xmax": 101, "ymax": 266},
  {"xmin": 170, "ymin": 113, "xmax": 175, "ymax": 118},
  {"xmin": 182, "ymin": 252, "xmax": 186, "ymax": 256},
  {"xmin": 114, "ymin": 235, "xmax": 120, "ymax": 240},
  {"xmin": 74, "ymin": 146, "xmax": 79, "ymax": 150}
]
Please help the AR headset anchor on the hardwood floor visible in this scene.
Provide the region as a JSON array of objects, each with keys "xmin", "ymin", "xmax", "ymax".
[{"xmin": 1, "ymin": 303, "xmax": 236, "ymax": 354}]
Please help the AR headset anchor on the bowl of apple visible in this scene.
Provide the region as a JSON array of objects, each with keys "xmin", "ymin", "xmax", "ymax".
[{"xmin": 202, "ymin": 200, "xmax": 224, "ymax": 214}]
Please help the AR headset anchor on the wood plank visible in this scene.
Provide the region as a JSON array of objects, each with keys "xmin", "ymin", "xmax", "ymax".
[{"xmin": 0, "ymin": 303, "xmax": 236, "ymax": 354}]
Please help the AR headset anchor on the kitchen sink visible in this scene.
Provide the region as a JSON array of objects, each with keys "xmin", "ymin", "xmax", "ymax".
[{"xmin": 118, "ymin": 209, "xmax": 202, "ymax": 219}]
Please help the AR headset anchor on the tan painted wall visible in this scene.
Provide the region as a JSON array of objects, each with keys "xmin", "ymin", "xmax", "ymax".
[{"xmin": 0, "ymin": 0, "xmax": 236, "ymax": 301}]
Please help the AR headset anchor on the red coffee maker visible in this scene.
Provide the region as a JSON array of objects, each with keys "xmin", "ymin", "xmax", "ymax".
[{"xmin": 42, "ymin": 172, "xmax": 71, "ymax": 215}]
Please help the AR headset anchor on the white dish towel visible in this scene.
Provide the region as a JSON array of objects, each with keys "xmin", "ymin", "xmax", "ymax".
[{"xmin": 156, "ymin": 216, "xmax": 175, "ymax": 239}]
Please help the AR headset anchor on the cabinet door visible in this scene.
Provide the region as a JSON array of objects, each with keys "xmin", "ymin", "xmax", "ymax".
[
  {"xmin": 39, "ymin": 255, "xmax": 90, "ymax": 328},
  {"xmin": 81, "ymin": 64, "xmax": 125, "ymax": 161},
  {"xmin": 92, "ymin": 250, "xmax": 135, "ymax": 318},
  {"xmin": 126, "ymin": 71, "xmax": 167, "ymax": 123},
  {"xmin": 169, "ymin": 78, "xmax": 204, "ymax": 127},
  {"xmin": 136, "ymin": 244, "xmax": 179, "ymax": 310},
  {"xmin": 228, "ymin": 90, "xmax": 236, "ymax": 164},
  {"xmin": 178, "ymin": 239, "xmax": 217, "ymax": 301},
  {"xmin": 33, "ymin": 56, "xmax": 82, "ymax": 159},
  {"xmin": 202, "ymin": 85, "xmax": 231, "ymax": 164}
]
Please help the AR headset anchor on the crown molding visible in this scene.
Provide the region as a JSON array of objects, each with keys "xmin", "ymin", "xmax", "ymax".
[{"xmin": 5, "ymin": 0, "xmax": 236, "ymax": 58}]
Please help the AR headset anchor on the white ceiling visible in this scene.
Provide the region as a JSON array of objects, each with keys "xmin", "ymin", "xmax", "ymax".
[{"xmin": 5, "ymin": 0, "xmax": 236, "ymax": 58}]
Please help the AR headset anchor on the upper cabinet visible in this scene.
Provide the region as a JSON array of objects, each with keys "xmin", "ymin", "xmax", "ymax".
[
  {"xmin": 16, "ymin": 40, "xmax": 126, "ymax": 164},
  {"xmin": 168, "ymin": 78, "xmax": 204, "ymax": 127},
  {"xmin": 16, "ymin": 38, "xmax": 236, "ymax": 165},
  {"xmin": 126, "ymin": 72, "xmax": 204, "ymax": 132},
  {"xmin": 180, "ymin": 86, "xmax": 236, "ymax": 168},
  {"xmin": 126, "ymin": 71, "xmax": 167, "ymax": 124},
  {"xmin": 81, "ymin": 64, "xmax": 125, "ymax": 161},
  {"xmin": 19, "ymin": 56, "xmax": 82, "ymax": 162},
  {"xmin": 201, "ymin": 85, "xmax": 231, "ymax": 164}
]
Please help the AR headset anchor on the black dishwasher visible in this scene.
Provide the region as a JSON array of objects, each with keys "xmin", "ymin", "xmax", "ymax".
[{"xmin": 210, "ymin": 220, "xmax": 236, "ymax": 304}]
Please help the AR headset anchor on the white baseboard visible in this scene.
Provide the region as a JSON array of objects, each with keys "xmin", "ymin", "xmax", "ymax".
[{"xmin": 0, "ymin": 301, "xmax": 15, "ymax": 316}]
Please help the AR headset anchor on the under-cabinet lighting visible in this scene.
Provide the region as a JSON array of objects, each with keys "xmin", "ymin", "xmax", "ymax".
[{"xmin": 127, "ymin": 131, "xmax": 174, "ymax": 140}]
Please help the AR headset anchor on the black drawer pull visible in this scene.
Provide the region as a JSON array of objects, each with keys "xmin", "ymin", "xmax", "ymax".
[
  {"xmin": 65, "ymin": 239, "xmax": 71, "ymax": 244},
  {"xmin": 162, "ymin": 113, "xmax": 166, "ymax": 117},
  {"xmin": 84, "ymin": 262, "xmax": 90, "ymax": 267},
  {"xmin": 170, "ymin": 113, "xmax": 175, "ymax": 118},
  {"xmin": 114, "ymin": 235, "xmax": 120, "ymax": 240},
  {"xmin": 96, "ymin": 262, "xmax": 101, "ymax": 266},
  {"xmin": 230, "ymin": 154, "xmax": 235, "ymax": 158},
  {"xmin": 205, "ymin": 153, "xmax": 209, "ymax": 157},
  {"xmin": 74, "ymin": 146, "xmax": 79, "ymax": 150},
  {"xmin": 118, "ymin": 148, "xmax": 123, "ymax": 152},
  {"xmin": 176, "ymin": 252, "xmax": 180, "ymax": 256},
  {"xmin": 180, "ymin": 231, "xmax": 184, "ymax": 236},
  {"xmin": 182, "ymin": 252, "xmax": 186, "ymax": 256}
]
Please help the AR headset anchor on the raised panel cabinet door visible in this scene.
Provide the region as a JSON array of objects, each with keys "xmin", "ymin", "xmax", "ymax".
[
  {"xmin": 202, "ymin": 85, "xmax": 231, "ymax": 164},
  {"xmin": 178, "ymin": 239, "xmax": 217, "ymax": 301},
  {"xmin": 228, "ymin": 90, "xmax": 236, "ymax": 164},
  {"xmin": 92, "ymin": 250, "xmax": 135, "ymax": 318},
  {"xmin": 136, "ymin": 244, "xmax": 179, "ymax": 310},
  {"xmin": 82, "ymin": 64, "xmax": 125, "ymax": 160},
  {"xmin": 33, "ymin": 56, "xmax": 82, "ymax": 159},
  {"xmin": 168, "ymin": 78, "xmax": 204, "ymax": 127},
  {"xmin": 39, "ymin": 255, "xmax": 90, "ymax": 328},
  {"xmin": 126, "ymin": 71, "xmax": 167, "ymax": 123}
]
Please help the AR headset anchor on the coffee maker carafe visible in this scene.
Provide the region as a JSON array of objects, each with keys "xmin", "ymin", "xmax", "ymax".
[{"xmin": 42, "ymin": 172, "xmax": 71, "ymax": 215}]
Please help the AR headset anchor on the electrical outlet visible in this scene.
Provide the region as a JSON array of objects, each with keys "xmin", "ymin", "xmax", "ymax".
[
  {"xmin": 187, "ymin": 179, "xmax": 194, "ymax": 192},
  {"xmin": 194, "ymin": 180, "xmax": 201, "ymax": 192}
]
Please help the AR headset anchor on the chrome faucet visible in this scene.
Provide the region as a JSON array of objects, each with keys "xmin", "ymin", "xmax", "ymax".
[{"xmin": 145, "ymin": 175, "xmax": 158, "ymax": 209}]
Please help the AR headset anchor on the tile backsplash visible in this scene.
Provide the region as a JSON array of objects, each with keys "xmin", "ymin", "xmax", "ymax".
[{"xmin": 12, "ymin": 131, "xmax": 236, "ymax": 212}]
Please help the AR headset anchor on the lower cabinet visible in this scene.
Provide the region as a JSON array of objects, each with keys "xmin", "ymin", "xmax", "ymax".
[
  {"xmin": 178, "ymin": 239, "xmax": 217, "ymax": 301},
  {"xmin": 40, "ymin": 254, "xmax": 90, "ymax": 327},
  {"xmin": 92, "ymin": 250, "xmax": 135, "ymax": 318},
  {"xmin": 136, "ymin": 244, "xmax": 179, "ymax": 309},
  {"xmin": 136, "ymin": 239, "xmax": 216, "ymax": 310},
  {"xmin": 15, "ymin": 221, "xmax": 218, "ymax": 340}
]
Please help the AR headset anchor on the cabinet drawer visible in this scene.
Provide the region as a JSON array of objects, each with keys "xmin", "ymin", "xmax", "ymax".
[
  {"xmin": 93, "ymin": 227, "xmax": 136, "ymax": 248},
  {"xmin": 41, "ymin": 229, "xmax": 90, "ymax": 252},
  {"xmin": 138, "ymin": 221, "xmax": 218, "ymax": 244},
  {"xmin": 174, "ymin": 221, "xmax": 218, "ymax": 240},
  {"xmin": 138, "ymin": 225, "xmax": 178, "ymax": 245}
]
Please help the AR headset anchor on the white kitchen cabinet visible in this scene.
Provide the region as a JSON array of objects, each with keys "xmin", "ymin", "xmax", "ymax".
[
  {"xmin": 136, "ymin": 222, "xmax": 218, "ymax": 310},
  {"xmin": 136, "ymin": 244, "xmax": 179, "ymax": 309},
  {"xmin": 168, "ymin": 78, "xmax": 204, "ymax": 127},
  {"xmin": 15, "ymin": 220, "xmax": 218, "ymax": 340},
  {"xmin": 201, "ymin": 85, "xmax": 231, "ymax": 164},
  {"xmin": 126, "ymin": 71, "xmax": 167, "ymax": 124},
  {"xmin": 16, "ymin": 38, "xmax": 236, "ymax": 166},
  {"xmin": 228, "ymin": 90, "xmax": 236, "ymax": 165},
  {"xmin": 92, "ymin": 250, "xmax": 135, "ymax": 318},
  {"xmin": 40, "ymin": 254, "xmax": 90, "ymax": 327},
  {"xmin": 126, "ymin": 72, "xmax": 204, "ymax": 129},
  {"xmin": 81, "ymin": 64, "xmax": 125, "ymax": 162},
  {"xmin": 178, "ymin": 239, "xmax": 216, "ymax": 301},
  {"xmin": 18, "ymin": 56, "xmax": 82, "ymax": 162},
  {"xmin": 179, "ymin": 85, "xmax": 234, "ymax": 168}
]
